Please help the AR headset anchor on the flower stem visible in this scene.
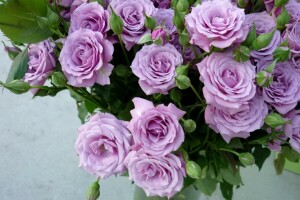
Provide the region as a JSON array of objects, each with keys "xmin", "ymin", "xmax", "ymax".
[
  {"xmin": 118, "ymin": 34, "xmax": 130, "ymax": 65},
  {"xmin": 190, "ymin": 84, "xmax": 205, "ymax": 105},
  {"xmin": 218, "ymin": 148, "xmax": 240, "ymax": 156}
]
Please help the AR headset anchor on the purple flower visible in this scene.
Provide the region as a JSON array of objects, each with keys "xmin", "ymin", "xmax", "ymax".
[
  {"xmin": 205, "ymin": 95, "xmax": 268, "ymax": 143},
  {"xmin": 284, "ymin": 21, "xmax": 300, "ymax": 54},
  {"xmin": 128, "ymin": 98, "xmax": 185, "ymax": 156},
  {"xmin": 59, "ymin": 29, "xmax": 114, "ymax": 87},
  {"xmin": 75, "ymin": 113, "xmax": 132, "ymax": 179},
  {"xmin": 262, "ymin": 62, "xmax": 300, "ymax": 114},
  {"xmin": 124, "ymin": 149, "xmax": 185, "ymax": 198},
  {"xmin": 24, "ymin": 40, "xmax": 56, "ymax": 94},
  {"xmin": 185, "ymin": 0, "xmax": 247, "ymax": 52},
  {"xmin": 251, "ymin": 30, "xmax": 282, "ymax": 63},
  {"xmin": 151, "ymin": 0, "xmax": 171, "ymax": 8},
  {"xmin": 197, "ymin": 52, "xmax": 256, "ymax": 112},
  {"xmin": 153, "ymin": 9, "xmax": 176, "ymax": 35},
  {"xmin": 56, "ymin": 0, "xmax": 86, "ymax": 7},
  {"xmin": 292, "ymin": 53, "xmax": 300, "ymax": 74},
  {"xmin": 151, "ymin": 27, "xmax": 168, "ymax": 44},
  {"xmin": 109, "ymin": 0, "xmax": 157, "ymax": 50},
  {"xmin": 69, "ymin": 2, "xmax": 110, "ymax": 34},
  {"xmin": 245, "ymin": 12, "xmax": 276, "ymax": 34},
  {"xmin": 286, "ymin": 0, "xmax": 300, "ymax": 23},
  {"xmin": 131, "ymin": 44, "xmax": 182, "ymax": 95},
  {"xmin": 285, "ymin": 110, "xmax": 300, "ymax": 153}
]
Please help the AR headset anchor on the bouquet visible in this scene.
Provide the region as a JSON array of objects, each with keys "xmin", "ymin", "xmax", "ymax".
[{"xmin": 0, "ymin": 0, "xmax": 300, "ymax": 199}]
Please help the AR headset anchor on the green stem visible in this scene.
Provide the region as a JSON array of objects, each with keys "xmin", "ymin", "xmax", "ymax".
[
  {"xmin": 118, "ymin": 34, "xmax": 130, "ymax": 65},
  {"xmin": 218, "ymin": 148, "xmax": 240, "ymax": 156},
  {"xmin": 190, "ymin": 84, "xmax": 205, "ymax": 104}
]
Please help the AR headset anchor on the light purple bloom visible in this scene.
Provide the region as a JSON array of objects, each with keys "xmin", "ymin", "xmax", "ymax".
[
  {"xmin": 154, "ymin": 9, "xmax": 176, "ymax": 34},
  {"xmin": 24, "ymin": 40, "xmax": 56, "ymax": 94},
  {"xmin": 245, "ymin": 11, "xmax": 276, "ymax": 34},
  {"xmin": 205, "ymin": 95, "xmax": 268, "ymax": 143},
  {"xmin": 131, "ymin": 44, "xmax": 182, "ymax": 95},
  {"xmin": 109, "ymin": 0, "xmax": 157, "ymax": 50},
  {"xmin": 292, "ymin": 53, "xmax": 300, "ymax": 74},
  {"xmin": 75, "ymin": 113, "xmax": 132, "ymax": 179},
  {"xmin": 151, "ymin": 0, "xmax": 171, "ymax": 8},
  {"xmin": 284, "ymin": 21, "xmax": 300, "ymax": 54},
  {"xmin": 56, "ymin": 0, "xmax": 86, "ymax": 7},
  {"xmin": 285, "ymin": 110, "xmax": 300, "ymax": 153},
  {"xmin": 197, "ymin": 52, "xmax": 256, "ymax": 112},
  {"xmin": 286, "ymin": 0, "xmax": 300, "ymax": 23},
  {"xmin": 262, "ymin": 62, "xmax": 300, "ymax": 114},
  {"xmin": 59, "ymin": 29, "xmax": 114, "ymax": 87},
  {"xmin": 151, "ymin": 27, "xmax": 168, "ymax": 45},
  {"xmin": 69, "ymin": 2, "xmax": 110, "ymax": 34},
  {"xmin": 185, "ymin": 0, "xmax": 247, "ymax": 52},
  {"xmin": 124, "ymin": 149, "xmax": 186, "ymax": 198},
  {"xmin": 128, "ymin": 98, "xmax": 185, "ymax": 156}
]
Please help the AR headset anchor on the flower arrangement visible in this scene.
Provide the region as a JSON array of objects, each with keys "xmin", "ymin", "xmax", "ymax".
[{"xmin": 0, "ymin": 0, "xmax": 300, "ymax": 199}]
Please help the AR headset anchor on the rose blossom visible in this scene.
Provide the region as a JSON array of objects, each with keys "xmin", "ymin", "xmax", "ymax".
[
  {"xmin": 151, "ymin": 0, "xmax": 170, "ymax": 8},
  {"xmin": 124, "ymin": 149, "xmax": 185, "ymax": 198},
  {"xmin": 75, "ymin": 113, "xmax": 132, "ymax": 179},
  {"xmin": 205, "ymin": 95, "xmax": 268, "ymax": 143},
  {"xmin": 185, "ymin": 0, "xmax": 247, "ymax": 52},
  {"xmin": 292, "ymin": 53, "xmax": 300, "ymax": 74},
  {"xmin": 262, "ymin": 62, "xmax": 300, "ymax": 114},
  {"xmin": 24, "ymin": 40, "xmax": 56, "ymax": 94},
  {"xmin": 154, "ymin": 9, "xmax": 176, "ymax": 34},
  {"xmin": 128, "ymin": 98, "xmax": 185, "ymax": 156},
  {"xmin": 59, "ymin": 29, "xmax": 114, "ymax": 87},
  {"xmin": 69, "ymin": 2, "xmax": 110, "ymax": 34},
  {"xmin": 109, "ymin": 0, "xmax": 157, "ymax": 50},
  {"xmin": 284, "ymin": 21, "xmax": 300, "ymax": 54},
  {"xmin": 151, "ymin": 27, "xmax": 168, "ymax": 45},
  {"xmin": 197, "ymin": 52, "xmax": 256, "ymax": 112},
  {"xmin": 286, "ymin": 0, "xmax": 300, "ymax": 23},
  {"xmin": 55, "ymin": 0, "xmax": 87, "ymax": 20},
  {"xmin": 245, "ymin": 12, "xmax": 276, "ymax": 34},
  {"xmin": 131, "ymin": 44, "xmax": 182, "ymax": 95},
  {"xmin": 285, "ymin": 110, "xmax": 300, "ymax": 153}
]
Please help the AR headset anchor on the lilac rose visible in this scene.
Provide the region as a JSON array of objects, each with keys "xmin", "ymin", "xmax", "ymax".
[
  {"xmin": 55, "ymin": 0, "xmax": 87, "ymax": 20},
  {"xmin": 262, "ymin": 62, "xmax": 300, "ymax": 114},
  {"xmin": 286, "ymin": 0, "xmax": 300, "ymax": 23},
  {"xmin": 75, "ymin": 113, "xmax": 132, "ymax": 179},
  {"xmin": 197, "ymin": 52, "xmax": 256, "ymax": 112},
  {"xmin": 59, "ymin": 29, "xmax": 114, "ymax": 87},
  {"xmin": 205, "ymin": 95, "xmax": 268, "ymax": 143},
  {"xmin": 69, "ymin": 2, "xmax": 110, "ymax": 34},
  {"xmin": 124, "ymin": 149, "xmax": 185, "ymax": 198},
  {"xmin": 153, "ymin": 9, "xmax": 176, "ymax": 35},
  {"xmin": 109, "ymin": 0, "xmax": 157, "ymax": 50},
  {"xmin": 292, "ymin": 53, "xmax": 300, "ymax": 74},
  {"xmin": 24, "ymin": 40, "xmax": 56, "ymax": 94},
  {"xmin": 285, "ymin": 110, "xmax": 300, "ymax": 153},
  {"xmin": 245, "ymin": 11, "xmax": 276, "ymax": 34},
  {"xmin": 185, "ymin": 0, "xmax": 247, "ymax": 52},
  {"xmin": 151, "ymin": 0, "xmax": 170, "ymax": 8},
  {"xmin": 284, "ymin": 21, "xmax": 300, "ymax": 54},
  {"xmin": 131, "ymin": 44, "xmax": 183, "ymax": 95},
  {"xmin": 128, "ymin": 98, "xmax": 185, "ymax": 156}
]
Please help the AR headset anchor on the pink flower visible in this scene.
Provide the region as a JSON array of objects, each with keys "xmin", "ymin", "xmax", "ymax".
[
  {"xmin": 75, "ymin": 113, "xmax": 132, "ymax": 179},
  {"xmin": 59, "ymin": 29, "xmax": 114, "ymax": 87},
  {"xmin": 124, "ymin": 149, "xmax": 186, "ymax": 198},
  {"xmin": 185, "ymin": 0, "xmax": 247, "ymax": 52},
  {"xmin": 128, "ymin": 98, "xmax": 185, "ymax": 156}
]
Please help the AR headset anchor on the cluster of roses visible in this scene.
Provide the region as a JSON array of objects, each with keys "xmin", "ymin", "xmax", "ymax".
[{"xmin": 11, "ymin": 0, "xmax": 300, "ymax": 198}]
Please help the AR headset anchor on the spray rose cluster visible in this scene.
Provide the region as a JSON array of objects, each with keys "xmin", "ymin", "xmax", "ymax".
[{"xmin": 1, "ymin": 0, "xmax": 300, "ymax": 199}]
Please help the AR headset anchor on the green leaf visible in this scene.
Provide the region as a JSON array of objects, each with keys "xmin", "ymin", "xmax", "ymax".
[
  {"xmin": 220, "ymin": 167, "xmax": 242, "ymax": 186},
  {"xmin": 276, "ymin": 7, "xmax": 290, "ymax": 30},
  {"xmin": 176, "ymin": 0, "xmax": 189, "ymax": 12},
  {"xmin": 242, "ymin": 24, "xmax": 256, "ymax": 47},
  {"xmin": 138, "ymin": 33, "xmax": 152, "ymax": 44},
  {"xmin": 252, "ymin": 30, "xmax": 275, "ymax": 51},
  {"xmin": 0, "ymin": 0, "xmax": 53, "ymax": 43},
  {"xmin": 145, "ymin": 15, "xmax": 156, "ymax": 31},
  {"xmin": 176, "ymin": 65, "xmax": 189, "ymax": 76},
  {"xmin": 252, "ymin": 145, "xmax": 271, "ymax": 171},
  {"xmin": 274, "ymin": 153, "xmax": 285, "ymax": 175},
  {"xmin": 220, "ymin": 181, "xmax": 233, "ymax": 200},
  {"xmin": 274, "ymin": 0, "xmax": 289, "ymax": 7},
  {"xmin": 273, "ymin": 47, "xmax": 291, "ymax": 62},
  {"xmin": 77, "ymin": 102, "xmax": 89, "ymax": 124},
  {"xmin": 6, "ymin": 48, "xmax": 28, "ymax": 83},
  {"xmin": 51, "ymin": 72, "xmax": 67, "ymax": 88},
  {"xmin": 194, "ymin": 177, "xmax": 217, "ymax": 196},
  {"xmin": 233, "ymin": 45, "xmax": 251, "ymax": 62},
  {"xmin": 281, "ymin": 146, "xmax": 300, "ymax": 163},
  {"xmin": 170, "ymin": 88, "xmax": 182, "ymax": 103},
  {"xmin": 109, "ymin": 6, "xmax": 124, "ymax": 35},
  {"xmin": 114, "ymin": 65, "xmax": 132, "ymax": 77}
]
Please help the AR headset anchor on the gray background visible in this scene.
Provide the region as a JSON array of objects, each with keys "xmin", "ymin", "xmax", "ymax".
[{"xmin": 0, "ymin": 34, "xmax": 299, "ymax": 200}]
